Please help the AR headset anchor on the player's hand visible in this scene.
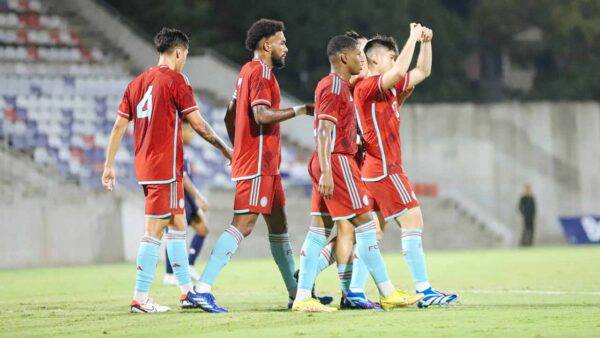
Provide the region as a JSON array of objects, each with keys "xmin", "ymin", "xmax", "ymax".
[
  {"xmin": 101, "ymin": 166, "xmax": 116, "ymax": 191},
  {"xmin": 410, "ymin": 23, "xmax": 423, "ymax": 42},
  {"xmin": 318, "ymin": 171, "xmax": 334, "ymax": 199},
  {"xmin": 293, "ymin": 103, "xmax": 313, "ymax": 117},
  {"xmin": 222, "ymin": 146, "xmax": 233, "ymax": 165},
  {"xmin": 421, "ymin": 27, "xmax": 433, "ymax": 42},
  {"xmin": 305, "ymin": 103, "xmax": 315, "ymax": 116}
]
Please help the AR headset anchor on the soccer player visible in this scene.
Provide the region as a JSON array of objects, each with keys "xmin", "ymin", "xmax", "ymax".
[
  {"xmin": 102, "ymin": 28, "xmax": 232, "ymax": 313},
  {"xmin": 292, "ymin": 34, "xmax": 423, "ymax": 312},
  {"xmin": 164, "ymin": 120, "xmax": 210, "ymax": 286},
  {"xmin": 194, "ymin": 18, "xmax": 314, "ymax": 312},
  {"xmin": 312, "ymin": 30, "xmax": 382, "ymax": 309},
  {"xmin": 353, "ymin": 24, "xmax": 458, "ymax": 307}
]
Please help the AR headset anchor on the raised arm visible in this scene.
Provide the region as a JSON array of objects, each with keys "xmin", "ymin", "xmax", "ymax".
[
  {"xmin": 186, "ymin": 110, "xmax": 232, "ymax": 162},
  {"xmin": 406, "ymin": 27, "xmax": 433, "ymax": 88},
  {"xmin": 380, "ymin": 23, "xmax": 423, "ymax": 91},
  {"xmin": 252, "ymin": 103, "xmax": 314, "ymax": 125},
  {"xmin": 224, "ymin": 98, "xmax": 236, "ymax": 144},
  {"xmin": 317, "ymin": 119, "xmax": 335, "ymax": 199},
  {"xmin": 102, "ymin": 115, "xmax": 129, "ymax": 191}
]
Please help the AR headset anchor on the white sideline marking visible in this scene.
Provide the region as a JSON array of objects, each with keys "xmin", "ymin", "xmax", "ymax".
[{"xmin": 458, "ymin": 289, "xmax": 600, "ymax": 296}]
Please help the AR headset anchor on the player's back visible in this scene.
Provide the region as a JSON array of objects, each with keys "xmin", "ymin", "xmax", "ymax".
[
  {"xmin": 231, "ymin": 59, "xmax": 281, "ymax": 181},
  {"xmin": 353, "ymin": 75, "xmax": 411, "ymax": 181},
  {"xmin": 118, "ymin": 65, "xmax": 198, "ymax": 184},
  {"xmin": 313, "ymin": 73, "xmax": 357, "ymax": 156}
]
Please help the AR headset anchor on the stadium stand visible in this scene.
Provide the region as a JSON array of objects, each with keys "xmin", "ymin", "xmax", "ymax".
[{"xmin": 0, "ymin": 0, "xmax": 309, "ymax": 190}]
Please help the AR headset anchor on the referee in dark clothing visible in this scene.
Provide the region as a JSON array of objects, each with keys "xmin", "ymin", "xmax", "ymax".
[{"xmin": 518, "ymin": 185, "xmax": 536, "ymax": 246}]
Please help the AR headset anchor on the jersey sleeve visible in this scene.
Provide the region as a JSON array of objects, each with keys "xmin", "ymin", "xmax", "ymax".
[
  {"xmin": 249, "ymin": 67, "xmax": 274, "ymax": 108},
  {"xmin": 174, "ymin": 75, "xmax": 198, "ymax": 116},
  {"xmin": 394, "ymin": 72, "xmax": 411, "ymax": 93},
  {"xmin": 117, "ymin": 87, "xmax": 132, "ymax": 120},
  {"xmin": 316, "ymin": 85, "xmax": 341, "ymax": 125}
]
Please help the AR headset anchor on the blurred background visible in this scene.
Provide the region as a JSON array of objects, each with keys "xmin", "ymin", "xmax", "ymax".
[{"xmin": 1, "ymin": 0, "xmax": 598, "ymax": 268}]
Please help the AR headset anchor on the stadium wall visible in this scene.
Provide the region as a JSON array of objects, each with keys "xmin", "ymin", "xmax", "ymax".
[
  {"xmin": 400, "ymin": 102, "xmax": 600, "ymax": 243},
  {"xmin": 0, "ymin": 148, "xmax": 124, "ymax": 268}
]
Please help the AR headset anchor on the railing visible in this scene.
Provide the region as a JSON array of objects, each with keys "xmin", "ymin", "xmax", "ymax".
[{"xmin": 441, "ymin": 190, "xmax": 515, "ymax": 246}]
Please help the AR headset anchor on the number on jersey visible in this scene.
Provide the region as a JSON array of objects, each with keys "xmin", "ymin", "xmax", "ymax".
[{"xmin": 136, "ymin": 85, "xmax": 153, "ymax": 120}]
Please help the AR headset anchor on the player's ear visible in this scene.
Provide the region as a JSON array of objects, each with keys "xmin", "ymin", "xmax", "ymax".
[
  {"xmin": 371, "ymin": 53, "xmax": 379, "ymax": 65},
  {"xmin": 340, "ymin": 53, "xmax": 348, "ymax": 65},
  {"xmin": 261, "ymin": 38, "xmax": 271, "ymax": 53}
]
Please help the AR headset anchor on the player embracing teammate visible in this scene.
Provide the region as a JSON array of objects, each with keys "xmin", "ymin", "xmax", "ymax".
[
  {"xmin": 292, "ymin": 34, "xmax": 424, "ymax": 312},
  {"xmin": 308, "ymin": 23, "xmax": 458, "ymax": 310}
]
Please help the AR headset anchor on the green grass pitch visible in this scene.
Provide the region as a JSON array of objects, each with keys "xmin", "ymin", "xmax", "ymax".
[{"xmin": 1, "ymin": 246, "xmax": 599, "ymax": 337}]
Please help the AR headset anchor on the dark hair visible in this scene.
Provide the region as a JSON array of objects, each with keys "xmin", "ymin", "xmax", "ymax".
[
  {"xmin": 364, "ymin": 34, "xmax": 399, "ymax": 57},
  {"xmin": 344, "ymin": 30, "xmax": 365, "ymax": 41},
  {"xmin": 245, "ymin": 18, "xmax": 285, "ymax": 51},
  {"xmin": 154, "ymin": 27, "xmax": 189, "ymax": 53},
  {"xmin": 326, "ymin": 35, "xmax": 358, "ymax": 57}
]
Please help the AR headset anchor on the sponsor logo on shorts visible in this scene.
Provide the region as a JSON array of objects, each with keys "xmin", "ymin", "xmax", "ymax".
[
  {"xmin": 363, "ymin": 195, "xmax": 369, "ymax": 206},
  {"xmin": 260, "ymin": 196, "xmax": 268, "ymax": 207},
  {"xmin": 179, "ymin": 198, "xmax": 185, "ymax": 208},
  {"xmin": 368, "ymin": 244, "xmax": 379, "ymax": 251}
]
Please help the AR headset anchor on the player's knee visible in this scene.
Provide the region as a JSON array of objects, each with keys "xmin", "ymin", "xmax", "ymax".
[
  {"xmin": 145, "ymin": 218, "xmax": 169, "ymax": 238},
  {"xmin": 268, "ymin": 222, "xmax": 288, "ymax": 235},
  {"xmin": 192, "ymin": 220, "xmax": 208, "ymax": 236},
  {"xmin": 236, "ymin": 223, "xmax": 255, "ymax": 237},
  {"xmin": 376, "ymin": 228, "xmax": 384, "ymax": 241},
  {"xmin": 145, "ymin": 226, "xmax": 164, "ymax": 239},
  {"xmin": 337, "ymin": 224, "xmax": 354, "ymax": 241}
]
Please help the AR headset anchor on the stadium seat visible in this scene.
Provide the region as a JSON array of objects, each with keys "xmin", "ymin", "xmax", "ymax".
[{"xmin": 0, "ymin": 2, "xmax": 306, "ymax": 189}]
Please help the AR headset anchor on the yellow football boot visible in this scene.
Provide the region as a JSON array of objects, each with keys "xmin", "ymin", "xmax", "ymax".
[
  {"xmin": 380, "ymin": 289, "xmax": 424, "ymax": 310},
  {"xmin": 292, "ymin": 298, "xmax": 338, "ymax": 313}
]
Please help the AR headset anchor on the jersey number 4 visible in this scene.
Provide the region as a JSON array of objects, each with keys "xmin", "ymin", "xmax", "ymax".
[{"xmin": 136, "ymin": 85, "xmax": 153, "ymax": 120}]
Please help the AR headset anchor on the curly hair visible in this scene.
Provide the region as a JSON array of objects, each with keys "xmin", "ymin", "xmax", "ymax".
[
  {"xmin": 245, "ymin": 18, "xmax": 285, "ymax": 51},
  {"xmin": 326, "ymin": 35, "xmax": 358, "ymax": 57},
  {"xmin": 154, "ymin": 27, "xmax": 189, "ymax": 53}
]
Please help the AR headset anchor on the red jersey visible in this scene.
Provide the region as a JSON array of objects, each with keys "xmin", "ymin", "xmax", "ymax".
[
  {"xmin": 117, "ymin": 65, "xmax": 198, "ymax": 184},
  {"xmin": 313, "ymin": 73, "xmax": 357, "ymax": 156},
  {"xmin": 353, "ymin": 73, "xmax": 413, "ymax": 181},
  {"xmin": 231, "ymin": 59, "xmax": 281, "ymax": 180}
]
